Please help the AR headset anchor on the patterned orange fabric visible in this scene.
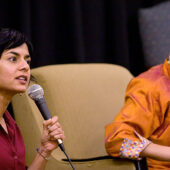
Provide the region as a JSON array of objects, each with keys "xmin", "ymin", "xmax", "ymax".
[
  {"xmin": 105, "ymin": 59, "xmax": 170, "ymax": 170},
  {"xmin": 120, "ymin": 131, "xmax": 151, "ymax": 160}
]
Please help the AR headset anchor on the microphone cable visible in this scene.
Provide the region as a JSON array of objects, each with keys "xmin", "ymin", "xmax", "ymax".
[{"xmin": 59, "ymin": 143, "xmax": 75, "ymax": 170}]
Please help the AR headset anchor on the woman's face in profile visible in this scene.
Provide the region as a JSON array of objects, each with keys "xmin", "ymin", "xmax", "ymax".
[{"xmin": 0, "ymin": 43, "xmax": 31, "ymax": 95}]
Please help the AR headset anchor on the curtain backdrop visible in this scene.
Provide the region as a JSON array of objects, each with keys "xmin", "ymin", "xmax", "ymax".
[{"xmin": 0, "ymin": 0, "xmax": 166, "ymax": 76}]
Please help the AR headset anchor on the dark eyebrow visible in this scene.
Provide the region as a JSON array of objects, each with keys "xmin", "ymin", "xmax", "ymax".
[
  {"xmin": 7, "ymin": 51, "xmax": 31, "ymax": 59},
  {"xmin": 7, "ymin": 51, "xmax": 20, "ymax": 56}
]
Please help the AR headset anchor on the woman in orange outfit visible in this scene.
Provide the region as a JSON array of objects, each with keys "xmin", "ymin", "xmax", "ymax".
[{"xmin": 105, "ymin": 56, "xmax": 170, "ymax": 169}]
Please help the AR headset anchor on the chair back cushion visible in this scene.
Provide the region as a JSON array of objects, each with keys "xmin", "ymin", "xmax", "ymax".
[{"xmin": 12, "ymin": 64, "xmax": 133, "ymax": 160}]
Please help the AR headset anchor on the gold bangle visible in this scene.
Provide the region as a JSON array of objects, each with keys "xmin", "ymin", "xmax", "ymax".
[{"xmin": 36, "ymin": 148, "xmax": 50, "ymax": 161}]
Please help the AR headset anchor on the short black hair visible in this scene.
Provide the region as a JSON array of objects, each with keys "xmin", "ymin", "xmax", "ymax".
[{"xmin": 0, "ymin": 28, "xmax": 33, "ymax": 58}]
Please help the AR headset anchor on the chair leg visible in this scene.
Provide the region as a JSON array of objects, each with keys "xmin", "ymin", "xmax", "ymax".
[{"xmin": 135, "ymin": 158, "xmax": 148, "ymax": 170}]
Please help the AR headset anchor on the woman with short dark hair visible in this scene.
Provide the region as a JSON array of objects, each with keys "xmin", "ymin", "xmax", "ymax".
[{"xmin": 0, "ymin": 28, "xmax": 65, "ymax": 170}]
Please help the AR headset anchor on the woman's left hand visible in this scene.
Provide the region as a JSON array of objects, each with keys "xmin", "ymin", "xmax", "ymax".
[{"xmin": 40, "ymin": 116, "xmax": 65, "ymax": 154}]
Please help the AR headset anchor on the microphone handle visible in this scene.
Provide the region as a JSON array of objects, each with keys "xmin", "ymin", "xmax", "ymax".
[
  {"xmin": 35, "ymin": 98, "xmax": 64, "ymax": 148},
  {"xmin": 35, "ymin": 98, "xmax": 51, "ymax": 120}
]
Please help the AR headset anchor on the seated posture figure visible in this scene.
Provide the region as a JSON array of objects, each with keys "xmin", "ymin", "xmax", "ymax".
[
  {"xmin": 0, "ymin": 28, "xmax": 65, "ymax": 170},
  {"xmin": 105, "ymin": 55, "xmax": 170, "ymax": 170}
]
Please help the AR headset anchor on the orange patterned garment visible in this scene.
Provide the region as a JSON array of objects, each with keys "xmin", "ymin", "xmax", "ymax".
[{"xmin": 105, "ymin": 59, "xmax": 170, "ymax": 170}]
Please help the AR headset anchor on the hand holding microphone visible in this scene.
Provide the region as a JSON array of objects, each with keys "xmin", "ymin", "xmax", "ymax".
[
  {"xmin": 27, "ymin": 84, "xmax": 64, "ymax": 151},
  {"xmin": 41, "ymin": 116, "xmax": 65, "ymax": 151},
  {"xmin": 27, "ymin": 84, "xmax": 75, "ymax": 170}
]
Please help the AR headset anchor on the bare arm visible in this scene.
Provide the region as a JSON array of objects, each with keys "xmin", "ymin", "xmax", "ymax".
[
  {"xmin": 28, "ymin": 149, "xmax": 51, "ymax": 170},
  {"xmin": 28, "ymin": 116, "xmax": 65, "ymax": 170},
  {"xmin": 141, "ymin": 143, "xmax": 170, "ymax": 162}
]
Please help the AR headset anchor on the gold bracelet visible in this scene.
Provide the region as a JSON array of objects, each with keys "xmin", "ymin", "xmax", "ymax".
[{"xmin": 36, "ymin": 148, "xmax": 50, "ymax": 161}]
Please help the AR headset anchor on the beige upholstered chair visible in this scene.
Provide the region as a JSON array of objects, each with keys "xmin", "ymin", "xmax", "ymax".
[{"xmin": 12, "ymin": 63, "xmax": 137, "ymax": 170}]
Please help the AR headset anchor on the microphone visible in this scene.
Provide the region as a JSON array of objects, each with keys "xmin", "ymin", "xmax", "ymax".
[
  {"xmin": 27, "ymin": 84, "xmax": 75, "ymax": 170},
  {"xmin": 27, "ymin": 84, "xmax": 63, "ymax": 150}
]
